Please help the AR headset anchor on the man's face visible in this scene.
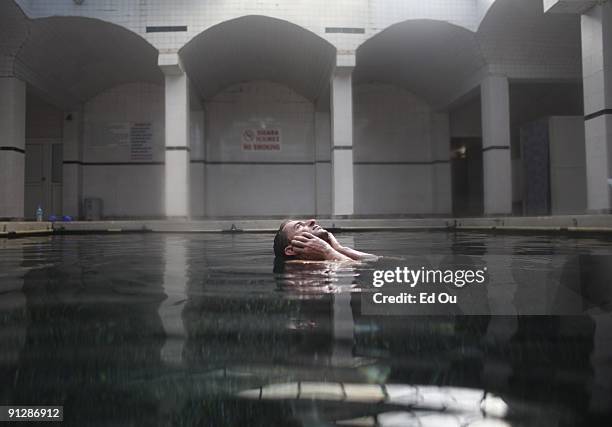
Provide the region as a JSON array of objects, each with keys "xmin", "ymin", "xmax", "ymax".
[{"xmin": 282, "ymin": 219, "xmax": 327, "ymax": 243}]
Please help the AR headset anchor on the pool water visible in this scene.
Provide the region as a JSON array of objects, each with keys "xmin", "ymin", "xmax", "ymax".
[{"xmin": 1, "ymin": 231, "xmax": 611, "ymax": 426}]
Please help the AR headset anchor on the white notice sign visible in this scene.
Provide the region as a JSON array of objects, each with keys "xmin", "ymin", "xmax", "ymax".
[
  {"xmin": 93, "ymin": 122, "xmax": 130, "ymax": 147},
  {"xmin": 241, "ymin": 128, "xmax": 281, "ymax": 151},
  {"xmin": 130, "ymin": 122, "xmax": 153, "ymax": 161}
]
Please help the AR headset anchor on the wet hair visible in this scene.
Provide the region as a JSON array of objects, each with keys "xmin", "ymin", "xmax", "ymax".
[
  {"xmin": 273, "ymin": 219, "xmax": 293, "ymax": 258},
  {"xmin": 273, "ymin": 256, "xmax": 286, "ymax": 275}
]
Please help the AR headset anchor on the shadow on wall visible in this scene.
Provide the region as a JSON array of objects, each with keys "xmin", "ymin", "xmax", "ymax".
[{"xmin": 451, "ymin": 137, "xmax": 483, "ymax": 217}]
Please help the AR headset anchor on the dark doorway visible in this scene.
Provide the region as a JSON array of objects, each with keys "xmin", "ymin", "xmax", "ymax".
[{"xmin": 451, "ymin": 137, "xmax": 483, "ymax": 217}]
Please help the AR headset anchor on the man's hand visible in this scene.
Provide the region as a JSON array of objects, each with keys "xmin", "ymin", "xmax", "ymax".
[
  {"xmin": 320, "ymin": 230, "xmax": 378, "ymax": 261},
  {"xmin": 320, "ymin": 230, "xmax": 342, "ymax": 251},
  {"xmin": 291, "ymin": 232, "xmax": 350, "ymax": 261}
]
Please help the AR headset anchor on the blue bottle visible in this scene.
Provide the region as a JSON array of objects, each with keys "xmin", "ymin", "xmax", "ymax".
[{"xmin": 36, "ymin": 206, "xmax": 43, "ymax": 222}]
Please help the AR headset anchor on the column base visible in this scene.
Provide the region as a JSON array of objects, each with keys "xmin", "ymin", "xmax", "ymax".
[
  {"xmin": 330, "ymin": 214, "xmax": 355, "ymax": 220},
  {"xmin": 165, "ymin": 216, "xmax": 190, "ymax": 221},
  {"xmin": 585, "ymin": 209, "xmax": 612, "ymax": 215},
  {"xmin": 482, "ymin": 213, "xmax": 515, "ymax": 217}
]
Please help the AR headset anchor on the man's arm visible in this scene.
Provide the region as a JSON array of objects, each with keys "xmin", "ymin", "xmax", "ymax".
[
  {"xmin": 323, "ymin": 231, "xmax": 378, "ymax": 261},
  {"xmin": 335, "ymin": 245, "xmax": 378, "ymax": 261}
]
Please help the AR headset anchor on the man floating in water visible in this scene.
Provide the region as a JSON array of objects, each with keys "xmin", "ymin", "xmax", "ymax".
[{"xmin": 273, "ymin": 219, "xmax": 378, "ymax": 261}]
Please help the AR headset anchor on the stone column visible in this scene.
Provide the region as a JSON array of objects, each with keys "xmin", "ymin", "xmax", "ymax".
[
  {"xmin": 582, "ymin": 2, "xmax": 612, "ymax": 212},
  {"xmin": 431, "ymin": 113, "xmax": 452, "ymax": 215},
  {"xmin": 330, "ymin": 55, "xmax": 355, "ymax": 216},
  {"xmin": 62, "ymin": 109, "xmax": 83, "ymax": 218},
  {"xmin": 315, "ymin": 107, "xmax": 332, "ymax": 216},
  {"xmin": 481, "ymin": 75, "xmax": 512, "ymax": 215},
  {"xmin": 189, "ymin": 109, "xmax": 205, "ymax": 218},
  {"xmin": 0, "ymin": 77, "xmax": 26, "ymax": 220},
  {"xmin": 159, "ymin": 53, "xmax": 190, "ymax": 219}
]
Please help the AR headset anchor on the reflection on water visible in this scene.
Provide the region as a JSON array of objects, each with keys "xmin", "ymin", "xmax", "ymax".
[
  {"xmin": 0, "ymin": 232, "xmax": 611, "ymax": 426},
  {"xmin": 159, "ymin": 236, "xmax": 188, "ymax": 365},
  {"xmin": 239, "ymin": 382, "xmax": 510, "ymax": 426}
]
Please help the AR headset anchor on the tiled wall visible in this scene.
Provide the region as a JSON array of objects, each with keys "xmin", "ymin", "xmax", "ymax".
[
  {"xmin": 477, "ymin": 0, "xmax": 582, "ymax": 80},
  {"xmin": 0, "ymin": 1, "xmax": 29, "ymax": 77},
  {"xmin": 82, "ymin": 82, "xmax": 165, "ymax": 217},
  {"xmin": 353, "ymin": 83, "xmax": 436, "ymax": 214},
  {"xmin": 204, "ymin": 80, "xmax": 317, "ymax": 217},
  {"xmin": 7, "ymin": 0, "xmax": 586, "ymax": 110},
  {"xmin": 25, "ymin": 92, "xmax": 63, "ymax": 139},
  {"xmin": 15, "ymin": 0, "xmax": 481, "ymax": 53},
  {"xmin": 548, "ymin": 116, "xmax": 587, "ymax": 214},
  {"xmin": 4, "ymin": 0, "xmax": 603, "ymax": 217},
  {"xmin": 13, "ymin": 0, "xmax": 579, "ymax": 82},
  {"xmin": 450, "ymin": 97, "xmax": 481, "ymax": 138}
]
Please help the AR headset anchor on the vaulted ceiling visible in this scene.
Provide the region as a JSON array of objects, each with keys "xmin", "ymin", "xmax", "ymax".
[
  {"xmin": 0, "ymin": 1, "xmax": 29, "ymax": 70},
  {"xmin": 17, "ymin": 17, "xmax": 163, "ymax": 106},
  {"xmin": 477, "ymin": 0, "xmax": 581, "ymax": 79},
  {"xmin": 0, "ymin": 4, "xmax": 162, "ymax": 109},
  {"xmin": 180, "ymin": 15, "xmax": 336, "ymax": 102},
  {"xmin": 354, "ymin": 20, "xmax": 486, "ymax": 106},
  {"xmin": 355, "ymin": 0, "xmax": 581, "ymax": 107},
  {"xmin": 0, "ymin": 0, "xmax": 583, "ymax": 110}
]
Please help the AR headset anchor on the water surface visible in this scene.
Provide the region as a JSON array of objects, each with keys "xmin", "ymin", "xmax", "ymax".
[{"xmin": 1, "ymin": 231, "xmax": 611, "ymax": 426}]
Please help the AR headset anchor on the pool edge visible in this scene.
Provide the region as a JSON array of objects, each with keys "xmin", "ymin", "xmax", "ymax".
[{"xmin": 3, "ymin": 216, "xmax": 612, "ymax": 238}]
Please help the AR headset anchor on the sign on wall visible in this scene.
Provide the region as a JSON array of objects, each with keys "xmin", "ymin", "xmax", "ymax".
[
  {"xmin": 130, "ymin": 122, "xmax": 153, "ymax": 161},
  {"xmin": 241, "ymin": 128, "xmax": 281, "ymax": 151},
  {"xmin": 92, "ymin": 122, "xmax": 154, "ymax": 162},
  {"xmin": 92, "ymin": 122, "xmax": 130, "ymax": 147}
]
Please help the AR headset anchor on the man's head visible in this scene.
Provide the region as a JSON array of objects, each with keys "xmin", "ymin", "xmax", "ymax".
[{"xmin": 273, "ymin": 219, "xmax": 327, "ymax": 258}]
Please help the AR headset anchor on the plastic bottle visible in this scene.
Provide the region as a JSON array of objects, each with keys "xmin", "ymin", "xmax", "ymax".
[{"xmin": 36, "ymin": 206, "xmax": 43, "ymax": 222}]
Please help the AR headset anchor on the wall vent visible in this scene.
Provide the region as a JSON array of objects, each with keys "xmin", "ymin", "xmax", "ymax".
[
  {"xmin": 146, "ymin": 26, "xmax": 188, "ymax": 33},
  {"xmin": 325, "ymin": 27, "xmax": 365, "ymax": 34}
]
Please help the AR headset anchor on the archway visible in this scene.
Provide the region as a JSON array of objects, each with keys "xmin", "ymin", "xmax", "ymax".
[
  {"xmin": 180, "ymin": 15, "xmax": 336, "ymax": 217},
  {"xmin": 14, "ymin": 16, "xmax": 163, "ymax": 219},
  {"xmin": 354, "ymin": 20, "xmax": 485, "ymax": 216}
]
